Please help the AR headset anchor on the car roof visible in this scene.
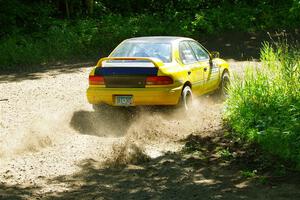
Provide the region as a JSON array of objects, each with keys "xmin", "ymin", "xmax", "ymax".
[{"xmin": 124, "ymin": 36, "xmax": 193, "ymax": 43}]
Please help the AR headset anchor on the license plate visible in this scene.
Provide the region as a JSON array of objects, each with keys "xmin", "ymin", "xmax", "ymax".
[{"xmin": 115, "ymin": 96, "xmax": 133, "ymax": 106}]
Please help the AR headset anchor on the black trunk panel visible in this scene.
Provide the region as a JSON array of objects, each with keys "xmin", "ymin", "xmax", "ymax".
[
  {"xmin": 104, "ymin": 76, "xmax": 147, "ymax": 88},
  {"xmin": 95, "ymin": 67, "xmax": 158, "ymax": 76},
  {"xmin": 94, "ymin": 67, "xmax": 158, "ymax": 88}
]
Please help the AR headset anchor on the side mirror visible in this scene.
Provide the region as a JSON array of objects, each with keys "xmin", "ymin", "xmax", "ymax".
[{"xmin": 210, "ymin": 51, "xmax": 220, "ymax": 59}]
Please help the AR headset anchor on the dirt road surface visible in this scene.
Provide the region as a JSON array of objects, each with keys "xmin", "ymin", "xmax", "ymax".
[{"xmin": 1, "ymin": 61, "xmax": 299, "ymax": 199}]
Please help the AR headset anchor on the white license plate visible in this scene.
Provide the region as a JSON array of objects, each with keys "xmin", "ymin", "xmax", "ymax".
[{"xmin": 115, "ymin": 96, "xmax": 133, "ymax": 106}]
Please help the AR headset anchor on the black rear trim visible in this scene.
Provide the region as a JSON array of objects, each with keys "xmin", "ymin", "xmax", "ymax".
[
  {"xmin": 105, "ymin": 76, "xmax": 146, "ymax": 88},
  {"xmin": 95, "ymin": 67, "xmax": 158, "ymax": 76}
]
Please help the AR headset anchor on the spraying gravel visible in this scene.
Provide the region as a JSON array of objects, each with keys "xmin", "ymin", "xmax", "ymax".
[{"xmin": 0, "ymin": 61, "xmax": 258, "ymax": 197}]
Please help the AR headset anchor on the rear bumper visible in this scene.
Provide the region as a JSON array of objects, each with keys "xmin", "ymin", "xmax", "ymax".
[{"xmin": 86, "ymin": 86, "xmax": 182, "ymax": 106}]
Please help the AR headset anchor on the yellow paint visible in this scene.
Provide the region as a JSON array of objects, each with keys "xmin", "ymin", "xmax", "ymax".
[{"xmin": 86, "ymin": 37, "xmax": 229, "ymax": 106}]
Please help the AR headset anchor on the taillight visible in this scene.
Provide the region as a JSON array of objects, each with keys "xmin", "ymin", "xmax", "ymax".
[
  {"xmin": 146, "ymin": 76, "xmax": 173, "ymax": 85},
  {"xmin": 89, "ymin": 75, "xmax": 104, "ymax": 85}
]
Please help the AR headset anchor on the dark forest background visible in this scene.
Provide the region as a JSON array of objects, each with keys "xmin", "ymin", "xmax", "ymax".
[{"xmin": 0, "ymin": 0, "xmax": 299, "ymax": 70}]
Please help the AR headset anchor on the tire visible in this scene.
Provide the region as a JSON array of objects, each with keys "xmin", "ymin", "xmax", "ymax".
[
  {"xmin": 180, "ymin": 85, "xmax": 193, "ymax": 110},
  {"xmin": 92, "ymin": 104, "xmax": 137, "ymax": 117},
  {"xmin": 218, "ymin": 71, "xmax": 230, "ymax": 99},
  {"xmin": 92, "ymin": 104, "xmax": 111, "ymax": 112}
]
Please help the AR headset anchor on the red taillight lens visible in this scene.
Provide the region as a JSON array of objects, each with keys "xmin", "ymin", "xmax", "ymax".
[
  {"xmin": 146, "ymin": 76, "xmax": 173, "ymax": 85},
  {"xmin": 89, "ymin": 75, "xmax": 104, "ymax": 85}
]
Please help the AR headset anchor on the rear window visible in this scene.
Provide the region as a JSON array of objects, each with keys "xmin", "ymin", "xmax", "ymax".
[{"xmin": 110, "ymin": 41, "xmax": 172, "ymax": 63}]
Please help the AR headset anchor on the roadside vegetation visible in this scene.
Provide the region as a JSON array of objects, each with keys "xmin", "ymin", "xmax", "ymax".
[
  {"xmin": 224, "ymin": 41, "xmax": 300, "ymax": 168},
  {"xmin": 1, "ymin": 0, "xmax": 300, "ymax": 71}
]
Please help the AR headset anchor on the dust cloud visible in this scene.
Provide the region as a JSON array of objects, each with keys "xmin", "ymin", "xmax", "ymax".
[
  {"xmin": 102, "ymin": 97, "xmax": 223, "ymax": 166},
  {"xmin": 0, "ymin": 110, "xmax": 73, "ymax": 158},
  {"xmin": 1, "ymin": 95, "xmax": 222, "ymax": 167}
]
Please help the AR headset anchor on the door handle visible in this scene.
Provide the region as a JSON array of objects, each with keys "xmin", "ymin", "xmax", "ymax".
[
  {"xmin": 188, "ymin": 71, "xmax": 191, "ymax": 75},
  {"xmin": 204, "ymin": 67, "xmax": 208, "ymax": 72}
]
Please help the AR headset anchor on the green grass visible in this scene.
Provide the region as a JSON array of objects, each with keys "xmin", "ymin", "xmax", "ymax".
[
  {"xmin": 224, "ymin": 42, "xmax": 300, "ymax": 168},
  {"xmin": 216, "ymin": 147, "xmax": 233, "ymax": 159},
  {"xmin": 240, "ymin": 170, "xmax": 257, "ymax": 178}
]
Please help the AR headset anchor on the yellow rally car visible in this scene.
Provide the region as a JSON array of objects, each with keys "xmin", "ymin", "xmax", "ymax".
[{"xmin": 87, "ymin": 36, "xmax": 229, "ymax": 110}]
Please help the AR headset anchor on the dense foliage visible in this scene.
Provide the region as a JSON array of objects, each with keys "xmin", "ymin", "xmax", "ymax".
[
  {"xmin": 225, "ymin": 42, "xmax": 300, "ymax": 167},
  {"xmin": 0, "ymin": 0, "xmax": 300, "ymax": 69}
]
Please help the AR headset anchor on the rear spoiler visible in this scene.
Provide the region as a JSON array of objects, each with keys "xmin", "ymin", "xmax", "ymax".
[{"xmin": 96, "ymin": 57, "xmax": 164, "ymax": 68}]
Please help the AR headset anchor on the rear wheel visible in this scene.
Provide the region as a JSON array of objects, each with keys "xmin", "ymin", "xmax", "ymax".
[
  {"xmin": 93, "ymin": 104, "xmax": 120, "ymax": 113},
  {"xmin": 92, "ymin": 104, "xmax": 107, "ymax": 112},
  {"xmin": 93, "ymin": 104, "xmax": 137, "ymax": 117},
  {"xmin": 180, "ymin": 85, "xmax": 193, "ymax": 110},
  {"xmin": 218, "ymin": 71, "xmax": 230, "ymax": 99}
]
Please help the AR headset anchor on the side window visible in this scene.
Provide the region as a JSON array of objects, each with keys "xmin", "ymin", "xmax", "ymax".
[
  {"xmin": 188, "ymin": 41, "xmax": 209, "ymax": 61},
  {"xmin": 179, "ymin": 41, "xmax": 197, "ymax": 64}
]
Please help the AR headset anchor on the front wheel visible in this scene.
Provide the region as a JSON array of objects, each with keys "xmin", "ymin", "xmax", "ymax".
[{"xmin": 180, "ymin": 85, "xmax": 193, "ymax": 110}]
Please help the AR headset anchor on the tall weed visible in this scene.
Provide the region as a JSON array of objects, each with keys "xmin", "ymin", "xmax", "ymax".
[{"xmin": 224, "ymin": 42, "xmax": 300, "ymax": 167}]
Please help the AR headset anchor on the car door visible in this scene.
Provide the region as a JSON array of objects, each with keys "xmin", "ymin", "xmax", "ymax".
[
  {"xmin": 188, "ymin": 41, "xmax": 220, "ymax": 93},
  {"xmin": 178, "ymin": 41, "xmax": 204, "ymax": 95}
]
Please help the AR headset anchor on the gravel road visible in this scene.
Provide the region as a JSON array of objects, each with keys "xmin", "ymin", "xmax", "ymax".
[{"xmin": 0, "ymin": 61, "xmax": 269, "ymax": 199}]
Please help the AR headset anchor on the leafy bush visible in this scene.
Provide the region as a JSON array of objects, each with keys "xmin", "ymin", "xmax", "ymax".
[
  {"xmin": 224, "ymin": 42, "xmax": 300, "ymax": 167},
  {"xmin": 1, "ymin": 0, "xmax": 300, "ymax": 70},
  {"xmin": 0, "ymin": 21, "xmax": 93, "ymax": 71},
  {"xmin": 190, "ymin": 0, "xmax": 300, "ymax": 34},
  {"xmin": 0, "ymin": 14, "xmax": 193, "ymax": 71}
]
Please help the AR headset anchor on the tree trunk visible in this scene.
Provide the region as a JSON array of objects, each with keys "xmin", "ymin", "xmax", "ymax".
[
  {"xmin": 65, "ymin": 0, "xmax": 70, "ymax": 18},
  {"xmin": 85, "ymin": 0, "xmax": 94, "ymax": 15}
]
